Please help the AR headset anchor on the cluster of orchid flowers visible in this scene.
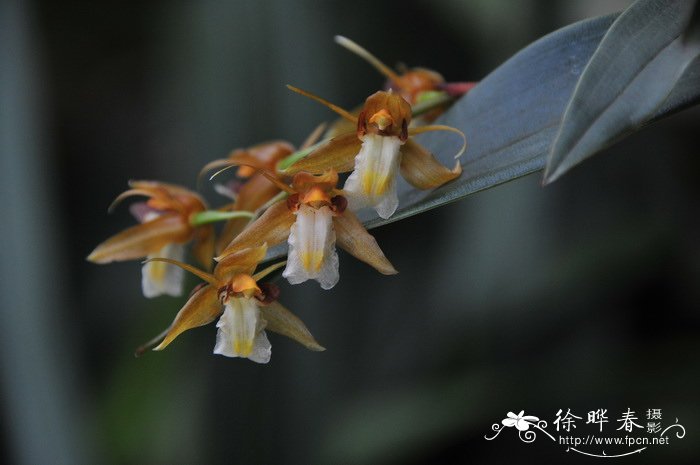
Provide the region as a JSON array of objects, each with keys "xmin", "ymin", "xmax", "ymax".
[{"xmin": 88, "ymin": 37, "xmax": 473, "ymax": 363}]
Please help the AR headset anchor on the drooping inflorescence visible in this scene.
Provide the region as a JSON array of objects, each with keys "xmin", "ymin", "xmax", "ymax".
[{"xmin": 88, "ymin": 37, "xmax": 473, "ymax": 363}]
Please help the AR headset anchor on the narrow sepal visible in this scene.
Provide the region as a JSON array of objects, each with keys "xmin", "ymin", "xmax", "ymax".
[
  {"xmin": 252, "ymin": 260, "xmax": 288, "ymax": 281},
  {"xmin": 215, "ymin": 244, "xmax": 269, "ymax": 280},
  {"xmin": 407, "ymin": 124, "xmax": 466, "ymax": 159},
  {"xmin": 333, "ymin": 210, "xmax": 397, "ymax": 275},
  {"xmin": 283, "ymin": 132, "xmax": 362, "ymax": 175},
  {"xmin": 141, "ymin": 257, "xmax": 217, "ymax": 285},
  {"xmin": 260, "ymin": 301, "xmax": 325, "ymax": 351},
  {"xmin": 286, "ymin": 84, "xmax": 357, "ymax": 123},
  {"xmin": 154, "ymin": 284, "xmax": 221, "ymax": 351},
  {"xmin": 87, "ymin": 214, "xmax": 191, "ymax": 263},
  {"xmin": 217, "ymin": 201, "xmax": 295, "ymax": 259},
  {"xmin": 399, "ymin": 139, "xmax": 462, "ymax": 190}
]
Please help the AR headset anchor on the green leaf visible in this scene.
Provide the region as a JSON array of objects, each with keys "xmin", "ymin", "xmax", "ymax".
[{"xmin": 544, "ymin": 0, "xmax": 700, "ymax": 183}]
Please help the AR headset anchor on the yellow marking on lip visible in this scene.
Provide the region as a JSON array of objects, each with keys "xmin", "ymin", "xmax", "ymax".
[
  {"xmin": 148, "ymin": 260, "xmax": 167, "ymax": 284},
  {"xmin": 301, "ymin": 251, "xmax": 324, "ymax": 272},
  {"xmin": 362, "ymin": 171, "xmax": 390, "ymax": 196},
  {"xmin": 234, "ymin": 339, "xmax": 253, "ymax": 356}
]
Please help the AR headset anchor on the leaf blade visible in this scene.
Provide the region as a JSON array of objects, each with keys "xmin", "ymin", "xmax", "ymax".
[{"xmin": 544, "ymin": 0, "xmax": 699, "ymax": 183}]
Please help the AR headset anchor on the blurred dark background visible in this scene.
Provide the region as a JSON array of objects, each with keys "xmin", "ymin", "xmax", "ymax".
[{"xmin": 2, "ymin": 0, "xmax": 699, "ymax": 464}]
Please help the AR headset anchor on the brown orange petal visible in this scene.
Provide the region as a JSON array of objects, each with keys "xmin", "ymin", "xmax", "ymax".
[
  {"xmin": 129, "ymin": 180, "xmax": 207, "ymax": 209},
  {"xmin": 215, "ymin": 244, "xmax": 268, "ymax": 280},
  {"xmin": 216, "ymin": 201, "xmax": 295, "ymax": 259},
  {"xmin": 154, "ymin": 284, "xmax": 221, "ymax": 351},
  {"xmin": 391, "ymin": 68, "xmax": 445, "ymax": 104},
  {"xmin": 260, "ymin": 301, "xmax": 325, "ymax": 351},
  {"xmin": 236, "ymin": 173, "xmax": 283, "ymax": 212},
  {"xmin": 291, "ymin": 170, "xmax": 339, "ymax": 193},
  {"xmin": 246, "ymin": 141, "xmax": 295, "ymax": 169},
  {"xmin": 283, "ymin": 132, "xmax": 361, "ymax": 175},
  {"xmin": 224, "ymin": 150, "xmax": 273, "ymax": 175},
  {"xmin": 216, "ymin": 217, "xmax": 251, "ymax": 257},
  {"xmin": 407, "ymin": 125, "xmax": 467, "ymax": 158},
  {"xmin": 108, "ymin": 187, "xmax": 164, "ymax": 213},
  {"xmin": 129, "ymin": 180, "xmax": 200, "ymax": 198},
  {"xmin": 358, "ymin": 91, "xmax": 412, "ymax": 140},
  {"xmin": 192, "ymin": 224, "xmax": 215, "ymax": 271},
  {"xmin": 333, "ymin": 210, "xmax": 397, "ymax": 275},
  {"xmin": 87, "ymin": 214, "xmax": 191, "ymax": 264},
  {"xmin": 230, "ymin": 273, "xmax": 261, "ymax": 295},
  {"xmin": 399, "ymin": 139, "xmax": 462, "ymax": 190}
]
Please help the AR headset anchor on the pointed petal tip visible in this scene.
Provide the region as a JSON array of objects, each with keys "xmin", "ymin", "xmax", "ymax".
[
  {"xmin": 152, "ymin": 340, "xmax": 169, "ymax": 352},
  {"xmin": 382, "ymin": 265, "xmax": 399, "ymax": 275},
  {"xmin": 542, "ymin": 165, "xmax": 563, "ymax": 185},
  {"xmin": 309, "ymin": 342, "xmax": 326, "ymax": 352},
  {"xmin": 86, "ymin": 248, "xmax": 111, "ymax": 264}
]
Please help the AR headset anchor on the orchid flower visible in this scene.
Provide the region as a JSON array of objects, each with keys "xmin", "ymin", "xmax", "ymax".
[
  {"xmin": 199, "ymin": 126, "xmax": 327, "ymax": 254},
  {"xmin": 282, "ymin": 86, "xmax": 466, "ymax": 219},
  {"xmin": 199, "ymin": 141, "xmax": 294, "ymax": 254},
  {"xmin": 87, "ymin": 181, "xmax": 214, "ymax": 298},
  {"xmin": 320, "ymin": 36, "xmax": 477, "ymax": 139},
  {"xmin": 143, "ymin": 244, "xmax": 324, "ymax": 363},
  {"xmin": 334, "ymin": 35, "xmax": 477, "ymax": 106},
  {"xmin": 216, "ymin": 170, "xmax": 396, "ymax": 290}
]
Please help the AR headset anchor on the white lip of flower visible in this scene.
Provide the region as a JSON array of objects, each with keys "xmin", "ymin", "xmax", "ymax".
[
  {"xmin": 140, "ymin": 211, "xmax": 185, "ymax": 298},
  {"xmin": 343, "ymin": 133, "xmax": 403, "ymax": 219},
  {"xmin": 283, "ymin": 204, "xmax": 339, "ymax": 290},
  {"xmin": 214, "ymin": 296, "xmax": 271, "ymax": 363},
  {"xmin": 142, "ymin": 242, "xmax": 186, "ymax": 298}
]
